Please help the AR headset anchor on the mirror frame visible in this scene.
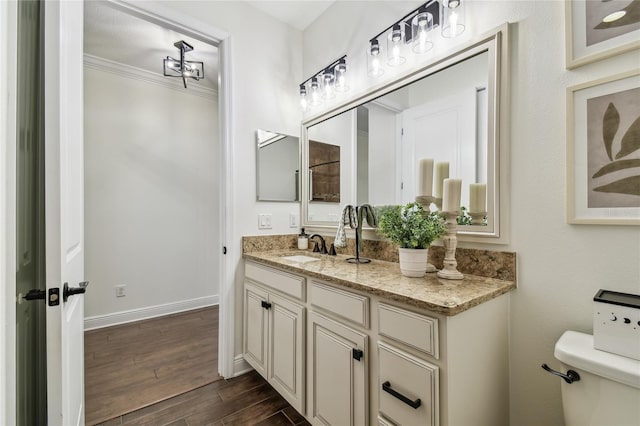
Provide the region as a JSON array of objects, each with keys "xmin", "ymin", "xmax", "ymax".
[{"xmin": 301, "ymin": 23, "xmax": 510, "ymax": 244}]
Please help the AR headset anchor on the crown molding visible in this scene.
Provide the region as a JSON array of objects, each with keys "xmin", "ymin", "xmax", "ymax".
[{"xmin": 84, "ymin": 53, "xmax": 218, "ymax": 100}]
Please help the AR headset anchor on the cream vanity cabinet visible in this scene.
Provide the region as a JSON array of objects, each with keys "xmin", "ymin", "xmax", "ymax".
[
  {"xmin": 243, "ymin": 260, "xmax": 509, "ymax": 426},
  {"xmin": 243, "ymin": 262, "xmax": 306, "ymax": 412}
]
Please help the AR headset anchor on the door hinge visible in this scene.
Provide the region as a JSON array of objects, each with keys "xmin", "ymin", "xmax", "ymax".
[
  {"xmin": 261, "ymin": 300, "xmax": 272, "ymax": 310},
  {"xmin": 400, "ymin": 182, "xmax": 404, "ymax": 190},
  {"xmin": 352, "ymin": 348, "xmax": 363, "ymax": 361},
  {"xmin": 223, "ymin": 246, "xmax": 227, "ymax": 255},
  {"xmin": 48, "ymin": 288, "xmax": 60, "ymax": 306}
]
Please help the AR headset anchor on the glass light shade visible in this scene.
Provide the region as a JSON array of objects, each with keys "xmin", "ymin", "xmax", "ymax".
[
  {"xmin": 309, "ymin": 78, "xmax": 322, "ymax": 106},
  {"xmin": 367, "ymin": 40, "xmax": 384, "ymax": 77},
  {"xmin": 334, "ymin": 59, "xmax": 349, "ymax": 92},
  {"xmin": 387, "ymin": 24, "xmax": 406, "ymax": 66},
  {"xmin": 442, "ymin": 0, "xmax": 465, "ymax": 38},
  {"xmin": 299, "ymin": 85, "xmax": 309, "ymax": 112},
  {"xmin": 321, "ymin": 69, "xmax": 335, "ymax": 99},
  {"xmin": 411, "ymin": 11, "xmax": 434, "ymax": 54}
]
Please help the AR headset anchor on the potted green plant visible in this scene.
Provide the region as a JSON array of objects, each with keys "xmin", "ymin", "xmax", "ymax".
[{"xmin": 376, "ymin": 202, "xmax": 447, "ymax": 277}]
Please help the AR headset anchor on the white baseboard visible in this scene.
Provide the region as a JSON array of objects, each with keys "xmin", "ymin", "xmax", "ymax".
[
  {"xmin": 84, "ymin": 295, "xmax": 219, "ymax": 330},
  {"xmin": 233, "ymin": 354, "xmax": 253, "ymax": 377}
]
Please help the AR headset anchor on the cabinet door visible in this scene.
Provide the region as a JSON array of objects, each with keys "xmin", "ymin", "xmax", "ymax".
[
  {"xmin": 243, "ymin": 281, "xmax": 269, "ymax": 377},
  {"xmin": 309, "ymin": 312, "xmax": 367, "ymax": 426},
  {"xmin": 269, "ymin": 292, "xmax": 305, "ymax": 413}
]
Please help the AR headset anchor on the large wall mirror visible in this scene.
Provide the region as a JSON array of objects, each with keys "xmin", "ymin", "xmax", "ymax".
[
  {"xmin": 256, "ymin": 129, "xmax": 300, "ymax": 202},
  {"xmin": 301, "ymin": 24, "xmax": 510, "ymax": 242}
]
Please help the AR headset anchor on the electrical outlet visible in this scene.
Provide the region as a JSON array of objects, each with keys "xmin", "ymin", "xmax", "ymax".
[
  {"xmin": 258, "ymin": 213, "xmax": 272, "ymax": 229},
  {"xmin": 115, "ymin": 285, "xmax": 126, "ymax": 297}
]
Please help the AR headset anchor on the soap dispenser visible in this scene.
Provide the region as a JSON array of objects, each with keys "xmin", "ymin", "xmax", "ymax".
[{"xmin": 298, "ymin": 228, "xmax": 309, "ymax": 250}]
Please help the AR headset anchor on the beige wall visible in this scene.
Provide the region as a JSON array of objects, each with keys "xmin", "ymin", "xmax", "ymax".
[{"xmin": 301, "ymin": 1, "xmax": 640, "ymax": 425}]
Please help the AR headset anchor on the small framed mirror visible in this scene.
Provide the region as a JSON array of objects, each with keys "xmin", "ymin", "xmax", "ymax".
[{"xmin": 256, "ymin": 129, "xmax": 300, "ymax": 202}]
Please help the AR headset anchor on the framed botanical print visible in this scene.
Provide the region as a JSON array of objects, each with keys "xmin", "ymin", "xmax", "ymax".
[
  {"xmin": 567, "ymin": 70, "xmax": 640, "ymax": 225},
  {"xmin": 566, "ymin": 0, "xmax": 640, "ymax": 69}
]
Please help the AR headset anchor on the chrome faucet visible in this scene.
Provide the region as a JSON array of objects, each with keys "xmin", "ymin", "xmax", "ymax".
[{"xmin": 309, "ymin": 234, "xmax": 328, "ymax": 254}]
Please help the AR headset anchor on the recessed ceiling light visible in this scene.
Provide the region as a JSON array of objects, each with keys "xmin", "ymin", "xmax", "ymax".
[{"xmin": 602, "ymin": 10, "xmax": 626, "ymax": 23}]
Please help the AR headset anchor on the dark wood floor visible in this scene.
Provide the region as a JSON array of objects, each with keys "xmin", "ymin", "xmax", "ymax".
[
  {"xmin": 86, "ymin": 306, "xmax": 309, "ymax": 426},
  {"xmin": 96, "ymin": 370, "xmax": 310, "ymax": 426}
]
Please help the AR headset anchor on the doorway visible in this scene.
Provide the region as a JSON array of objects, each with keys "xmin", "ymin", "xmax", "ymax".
[{"xmin": 82, "ymin": 1, "xmax": 224, "ymax": 422}]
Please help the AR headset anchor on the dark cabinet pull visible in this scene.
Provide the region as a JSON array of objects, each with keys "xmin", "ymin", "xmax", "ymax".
[
  {"xmin": 261, "ymin": 300, "xmax": 272, "ymax": 310},
  {"xmin": 352, "ymin": 348, "xmax": 363, "ymax": 361},
  {"xmin": 382, "ymin": 381, "xmax": 422, "ymax": 409}
]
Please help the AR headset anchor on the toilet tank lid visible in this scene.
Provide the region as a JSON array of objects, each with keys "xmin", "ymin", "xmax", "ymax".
[{"xmin": 554, "ymin": 331, "xmax": 640, "ymax": 389}]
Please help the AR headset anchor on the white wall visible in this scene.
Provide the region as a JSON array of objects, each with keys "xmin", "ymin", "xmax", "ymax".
[
  {"xmin": 84, "ymin": 65, "xmax": 219, "ymax": 319},
  {"xmin": 303, "ymin": 2, "xmax": 640, "ymax": 425}
]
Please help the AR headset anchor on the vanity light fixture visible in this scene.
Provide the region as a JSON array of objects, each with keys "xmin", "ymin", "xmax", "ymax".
[
  {"xmin": 387, "ymin": 24, "xmax": 406, "ymax": 66},
  {"xmin": 367, "ymin": 40, "xmax": 384, "ymax": 77},
  {"xmin": 299, "ymin": 84, "xmax": 309, "ymax": 112},
  {"xmin": 366, "ymin": 0, "xmax": 466, "ymax": 79},
  {"xmin": 441, "ymin": 0, "xmax": 465, "ymax": 38},
  {"xmin": 298, "ymin": 55, "xmax": 348, "ymax": 111},
  {"xmin": 163, "ymin": 40, "xmax": 204, "ymax": 89},
  {"xmin": 412, "ymin": 6, "xmax": 435, "ymax": 54}
]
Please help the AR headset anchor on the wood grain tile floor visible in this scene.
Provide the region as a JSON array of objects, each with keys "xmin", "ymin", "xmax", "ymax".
[
  {"xmin": 95, "ymin": 371, "xmax": 310, "ymax": 426},
  {"xmin": 86, "ymin": 306, "xmax": 309, "ymax": 426}
]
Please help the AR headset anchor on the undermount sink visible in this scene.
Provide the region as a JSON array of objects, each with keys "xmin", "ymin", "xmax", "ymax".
[{"xmin": 281, "ymin": 254, "xmax": 321, "ymax": 264}]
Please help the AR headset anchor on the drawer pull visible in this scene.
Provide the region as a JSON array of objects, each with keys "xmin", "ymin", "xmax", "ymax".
[
  {"xmin": 261, "ymin": 300, "xmax": 272, "ymax": 310},
  {"xmin": 382, "ymin": 381, "xmax": 422, "ymax": 409}
]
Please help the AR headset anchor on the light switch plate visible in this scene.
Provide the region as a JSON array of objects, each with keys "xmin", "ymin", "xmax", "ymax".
[
  {"xmin": 258, "ymin": 213, "xmax": 272, "ymax": 229},
  {"xmin": 289, "ymin": 213, "xmax": 299, "ymax": 228}
]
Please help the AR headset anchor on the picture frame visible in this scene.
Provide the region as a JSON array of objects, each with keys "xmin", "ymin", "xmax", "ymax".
[
  {"xmin": 567, "ymin": 69, "xmax": 640, "ymax": 225},
  {"xmin": 565, "ymin": 0, "xmax": 640, "ymax": 69}
]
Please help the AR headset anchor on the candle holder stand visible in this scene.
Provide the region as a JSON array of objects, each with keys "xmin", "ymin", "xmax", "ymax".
[
  {"xmin": 415, "ymin": 196, "xmax": 441, "ymax": 273},
  {"xmin": 415, "ymin": 195, "xmax": 442, "ymax": 211},
  {"xmin": 437, "ymin": 211, "xmax": 464, "ymax": 280},
  {"xmin": 469, "ymin": 211, "xmax": 487, "ymax": 226}
]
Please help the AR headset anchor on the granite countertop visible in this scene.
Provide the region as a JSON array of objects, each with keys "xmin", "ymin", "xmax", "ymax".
[{"xmin": 243, "ymin": 249, "xmax": 516, "ymax": 316}]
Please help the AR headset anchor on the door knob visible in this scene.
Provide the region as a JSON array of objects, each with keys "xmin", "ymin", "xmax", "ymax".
[{"xmin": 63, "ymin": 281, "xmax": 89, "ymax": 302}]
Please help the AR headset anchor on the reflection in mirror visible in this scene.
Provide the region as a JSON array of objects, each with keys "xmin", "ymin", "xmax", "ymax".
[
  {"xmin": 302, "ymin": 25, "xmax": 508, "ymax": 241},
  {"xmin": 307, "ymin": 110, "xmax": 355, "ymax": 221},
  {"xmin": 256, "ymin": 129, "xmax": 299, "ymax": 202},
  {"xmin": 309, "ymin": 140, "xmax": 340, "ymax": 202}
]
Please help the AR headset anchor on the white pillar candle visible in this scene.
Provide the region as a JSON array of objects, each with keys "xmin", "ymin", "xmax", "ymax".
[
  {"xmin": 469, "ymin": 183, "xmax": 487, "ymax": 213},
  {"xmin": 417, "ymin": 158, "xmax": 434, "ymax": 196},
  {"xmin": 442, "ymin": 178, "xmax": 462, "ymax": 213},
  {"xmin": 434, "ymin": 162, "xmax": 449, "ymax": 198}
]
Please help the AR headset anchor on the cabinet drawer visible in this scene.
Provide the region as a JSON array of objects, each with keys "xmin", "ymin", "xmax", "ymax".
[
  {"xmin": 378, "ymin": 342, "xmax": 439, "ymax": 426},
  {"xmin": 310, "ymin": 280, "xmax": 369, "ymax": 328},
  {"xmin": 378, "ymin": 303, "xmax": 438, "ymax": 359},
  {"xmin": 245, "ymin": 261, "xmax": 305, "ymax": 301}
]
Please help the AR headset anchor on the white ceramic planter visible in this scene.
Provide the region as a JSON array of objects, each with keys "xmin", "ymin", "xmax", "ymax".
[{"xmin": 398, "ymin": 247, "xmax": 429, "ymax": 278}]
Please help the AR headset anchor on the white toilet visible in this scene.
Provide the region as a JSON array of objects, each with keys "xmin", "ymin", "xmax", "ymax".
[{"xmin": 554, "ymin": 330, "xmax": 640, "ymax": 426}]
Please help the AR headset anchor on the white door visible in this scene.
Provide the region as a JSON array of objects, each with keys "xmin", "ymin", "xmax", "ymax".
[
  {"xmin": 401, "ymin": 89, "xmax": 478, "ymax": 205},
  {"xmin": 44, "ymin": 1, "xmax": 86, "ymax": 425}
]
